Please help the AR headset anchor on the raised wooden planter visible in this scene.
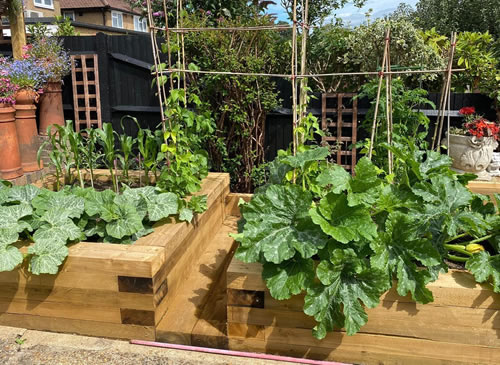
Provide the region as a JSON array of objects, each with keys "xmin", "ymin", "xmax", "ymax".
[
  {"xmin": 227, "ymin": 258, "xmax": 500, "ymax": 365},
  {"xmin": 0, "ymin": 172, "xmax": 230, "ymax": 340}
]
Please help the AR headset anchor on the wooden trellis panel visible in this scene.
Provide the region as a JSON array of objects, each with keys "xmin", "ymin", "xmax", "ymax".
[
  {"xmin": 71, "ymin": 54, "xmax": 102, "ymax": 131},
  {"xmin": 321, "ymin": 93, "xmax": 358, "ymax": 173}
]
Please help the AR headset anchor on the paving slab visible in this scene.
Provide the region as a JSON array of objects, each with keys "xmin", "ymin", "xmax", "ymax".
[{"xmin": 0, "ymin": 325, "xmax": 291, "ymax": 365}]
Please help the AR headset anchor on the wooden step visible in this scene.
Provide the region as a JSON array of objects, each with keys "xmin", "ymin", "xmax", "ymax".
[{"xmin": 155, "ymin": 216, "xmax": 238, "ymax": 345}]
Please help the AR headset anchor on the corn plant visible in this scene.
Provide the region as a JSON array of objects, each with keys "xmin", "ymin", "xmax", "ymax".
[
  {"xmin": 118, "ymin": 116, "xmax": 136, "ymax": 184},
  {"xmin": 81, "ymin": 127, "xmax": 100, "ymax": 188},
  {"xmin": 96, "ymin": 123, "xmax": 118, "ymax": 192},
  {"xmin": 37, "ymin": 125, "xmax": 66, "ymax": 191},
  {"xmin": 63, "ymin": 121, "xmax": 85, "ymax": 188}
]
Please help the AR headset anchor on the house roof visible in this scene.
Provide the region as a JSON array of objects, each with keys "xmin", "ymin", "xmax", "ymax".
[{"xmin": 60, "ymin": 0, "xmax": 140, "ymax": 14}]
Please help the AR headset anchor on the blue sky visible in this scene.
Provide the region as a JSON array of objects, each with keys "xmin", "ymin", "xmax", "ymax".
[{"xmin": 266, "ymin": 0, "xmax": 418, "ymax": 25}]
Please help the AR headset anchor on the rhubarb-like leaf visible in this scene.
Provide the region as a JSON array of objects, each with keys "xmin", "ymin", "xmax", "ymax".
[
  {"xmin": 262, "ymin": 257, "xmax": 315, "ymax": 300},
  {"xmin": 0, "ymin": 204, "xmax": 33, "ymax": 233},
  {"xmin": 466, "ymin": 251, "xmax": 500, "ymax": 293},
  {"xmin": 34, "ymin": 208, "xmax": 82, "ymax": 246},
  {"xmin": 316, "ymin": 164, "xmax": 351, "ymax": 193},
  {"xmin": 370, "ymin": 212, "xmax": 441, "ymax": 303},
  {"xmin": 7, "ymin": 185, "xmax": 40, "ymax": 204},
  {"xmin": 32, "ymin": 190, "xmax": 85, "ymax": 219},
  {"xmin": 179, "ymin": 207, "xmax": 194, "ymax": 222},
  {"xmin": 283, "ymin": 147, "xmax": 329, "ymax": 169},
  {"xmin": 235, "ymin": 184, "xmax": 328, "ymax": 264},
  {"xmin": 0, "ymin": 245, "xmax": 23, "ymax": 272},
  {"xmin": 28, "ymin": 240, "xmax": 69, "ymax": 275},
  {"xmin": 309, "ymin": 192, "xmax": 377, "ymax": 244},
  {"xmin": 304, "ymin": 260, "xmax": 386, "ymax": 338},
  {"xmin": 147, "ymin": 192, "xmax": 178, "ymax": 221},
  {"xmin": 101, "ymin": 195, "xmax": 144, "ymax": 239}
]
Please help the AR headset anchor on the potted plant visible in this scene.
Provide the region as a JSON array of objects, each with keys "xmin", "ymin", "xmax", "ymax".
[
  {"xmin": 0, "ymin": 69, "xmax": 22, "ymax": 180},
  {"xmin": 445, "ymin": 106, "xmax": 499, "ymax": 180},
  {"xmin": 6, "ymin": 57, "xmax": 48, "ymax": 172},
  {"xmin": 24, "ymin": 38, "xmax": 71, "ymax": 135}
]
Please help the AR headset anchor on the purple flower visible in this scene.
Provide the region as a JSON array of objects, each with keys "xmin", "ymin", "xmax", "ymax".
[
  {"xmin": 152, "ymin": 11, "xmax": 164, "ymax": 17},
  {"xmin": 206, "ymin": 10, "xmax": 212, "ymax": 16}
]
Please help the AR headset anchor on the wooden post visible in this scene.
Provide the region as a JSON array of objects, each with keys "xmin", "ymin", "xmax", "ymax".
[{"xmin": 8, "ymin": 0, "xmax": 26, "ymax": 60}]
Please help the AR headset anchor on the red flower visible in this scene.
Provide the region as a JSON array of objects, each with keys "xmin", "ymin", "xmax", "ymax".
[
  {"xmin": 465, "ymin": 118, "xmax": 499, "ymax": 140},
  {"xmin": 459, "ymin": 106, "xmax": 476, "ymax": 115}
]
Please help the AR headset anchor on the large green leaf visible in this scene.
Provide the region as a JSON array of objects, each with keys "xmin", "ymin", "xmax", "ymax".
[
  {"xmin": 0, "ymin": 245, "xmax": 23, "ymax": 272},
  {"xmin": 32, "ymin": 190, "xmax": 85, "ymax": 219},
  {"xmin": 235, "ymin": 184, "xmax": 328, "ymax": 264},
  {"xmin": 304, "ymin": 260, "xmax": 387, "ymax": 338},
  {"xmin": 370, "ymin": 212, "xmax": 441, "ymax": 303},
  {"xmin": 7, "ymin": 185, "xmax": 41, "ymax": 204},
  {"xmin": 147, "ymin": 192, "xmax": 178, "ymax": 221},
  {"xmin": 411, "ymin": 175, "xmax": 474, "ymax": 236},
  {"xmin": 0, "ymin": 204, "xmax": 33, "ymax": 233},
  {"xmin": 466, "ymin": 251, "xmax": 500, "ymax": 293},
  {"xmin": 316, "ymin": 164, "xmax": 351, "ymax": 193},
  {"xmin": 262, "ymin": 257, "xmax": 315, "ymax": 300},
  {"xmin": 309, "ymin": 192, "xmax": 377, "ymax": 244},
  {"xmin": 34, "ymin": 208, "xmax": 82, "ymax": 246},
  {"xmin": 102, "ymin": 195, "xmax": 144, "ymax": 239},
  {"xmin": 83, "ymin": 189, "xmax": 116, "ymax": 217},
  {"xmin": 283, "ymin": 147, "xmax": 330, "ymax": 170},
  {"xmin": 28, "ymin": 240, "xmax": 69, "ymax": 275}
]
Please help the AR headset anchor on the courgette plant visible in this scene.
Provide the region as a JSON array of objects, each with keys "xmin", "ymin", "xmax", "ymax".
[{"xmin": 234, "ymin": 108, "xmax": 500, "ymax": 340}]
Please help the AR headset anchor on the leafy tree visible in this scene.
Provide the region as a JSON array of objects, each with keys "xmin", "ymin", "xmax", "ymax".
[
  {"xmin": 182, "ymin": 12, "xmax": 289, "ymax": 192},
  {"xmin": 307, "ymin": 22, "xmax": 356, "ymax": 92},
  {"xmin": 414, "ymin": 0, "xmax": 500, "ymax": 39},
  {"xmin": 343, "ymin": 18, "xmax": 446, "ymax": 82},
  {"xmin": 280, "ymin": 0, "xmax": 365, "ymax": 25}
]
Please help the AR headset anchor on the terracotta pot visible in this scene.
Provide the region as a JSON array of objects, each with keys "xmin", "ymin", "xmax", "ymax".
[
  {"xmin": 15, "ymin": 89, "xmax": 43, "ymax": 172},
  {"xmin": 0, "ymin": 103, "xmax": 23, "ymax": 180},
  {"xmin": 38, "ymin": 81, "xmax": 64, "ymax": 135},
  {"xmin": 443, "ymin": 134, "xmax": 499, "ymax": 181},
  {"xmin": 16, "ymin": 88, "xmax": 39, "ymax": 105}
]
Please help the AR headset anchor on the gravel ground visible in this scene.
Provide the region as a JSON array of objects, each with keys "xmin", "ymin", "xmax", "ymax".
[{"xmin": 0, "ymin": 326, "xmax": 290, "ymax": 365}]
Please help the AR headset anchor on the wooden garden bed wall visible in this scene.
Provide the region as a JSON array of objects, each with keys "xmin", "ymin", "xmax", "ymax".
[
  {"xmin": 0, "ymin": 173, "xmax": 230, "ymax": 340},
  {"xmin": 227, "ymin": 258, "xmax": 500, "ymax": 365}
]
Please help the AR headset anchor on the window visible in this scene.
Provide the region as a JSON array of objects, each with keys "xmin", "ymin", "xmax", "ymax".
[
  {"xmin": 34, "ymin": 0, "xmax": 54, "ymax": 9},
  {"xmin": 133, "ymin": 16, "xmax": 147, "ymax": 32},
  {"xmin": 24, "ymin": 10, "xmax": 43, "ymax": 18},
  {"xmin": 111, "ymin": 11, "xmax": 123, "ymax": 29},
  {"xmin": 63, "ymin": 11, "xmax": 75, "ymax": 21}
]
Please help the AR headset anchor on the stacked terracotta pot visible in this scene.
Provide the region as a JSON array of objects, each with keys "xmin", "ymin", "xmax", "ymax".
[{"xmin": 0, "ymin": 82, "xmax": 66, "ymax": 181}]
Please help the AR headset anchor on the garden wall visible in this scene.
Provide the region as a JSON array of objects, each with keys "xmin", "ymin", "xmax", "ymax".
[
  {"xmin": 0, "ymin": 172, "xmax": 230, "ymax": 340},
  {"xmin": 226, "ymin": 258, "xmax": 500, "ymax": 365}
]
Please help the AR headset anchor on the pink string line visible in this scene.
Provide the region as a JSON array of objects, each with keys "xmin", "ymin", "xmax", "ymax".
[{"xmin": 130, "ymin": 339, "xmax": 350, "ymax": 365}]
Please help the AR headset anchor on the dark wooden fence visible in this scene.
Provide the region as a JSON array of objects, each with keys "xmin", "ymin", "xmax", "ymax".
[{"xmin": 0, "ymin": 33, "xmax": 496, "ymax": 160}]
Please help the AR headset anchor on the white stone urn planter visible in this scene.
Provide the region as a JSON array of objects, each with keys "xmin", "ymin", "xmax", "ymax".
[
  {"xmin": 487, "ymin": 152, "xmax": 500, "ymax": 177},
  {"xmin": 443, "ymin": 134, "xmax": 498, "ymax": 181}
]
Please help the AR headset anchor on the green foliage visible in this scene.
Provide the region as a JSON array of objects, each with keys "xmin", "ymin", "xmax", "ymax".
[
  {"xmin": 181, "ymin": 12, "xmax": 287, "ymax": 192},
  {"xmin": 414, "ymin": 0, "xmax": 500, "ymax": 40},
  {"xmin": 307, "ymin": 22, "xmax": 355, "ymax": 93},
  {"xmin": 235, "ymin": 140, "xmax": 500, "ymax": 339},
  {"xmin": 357, "ymin": 78, "xmax": 434, "ymax": 171},
  {"xmin": 0, "ymin": 176, "xmax": 209, "ymax": 274},
  {"xmin": 54, "ymin": 16, "xmax": 79, "ymax": 36},
  {"xmin": 280, "ymin": 0, "xmax": 366, "ymax": 25},
  {"xmin": 343, "ymin": 18, "xmax": 445, "ymax": 83},
  {"xmin": 454, "ymin": 31, "xmax": 500, "ymax": 104}
]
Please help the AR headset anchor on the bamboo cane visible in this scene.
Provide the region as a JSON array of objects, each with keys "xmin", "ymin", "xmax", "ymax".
[{"xmin": 368, "ymin": 29, "xmax": 390, "ymax": 160}]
